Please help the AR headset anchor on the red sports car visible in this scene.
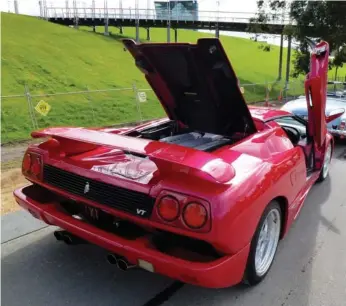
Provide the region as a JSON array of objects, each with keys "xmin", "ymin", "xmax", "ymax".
[{"xmin": 14, "ymin": 39, "xmax": 344, "ymax": 288}]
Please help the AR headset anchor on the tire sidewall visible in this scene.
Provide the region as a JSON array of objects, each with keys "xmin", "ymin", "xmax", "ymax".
[
  {"xmin": 245, "ymin": 201, "xmax": 282, "ymax": 285},
  {"xmin": 317, "ymin": 141, "xmax": 332, "ymax": 182}
]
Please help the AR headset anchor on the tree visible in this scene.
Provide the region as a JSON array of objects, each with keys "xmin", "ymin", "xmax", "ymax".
[
  {"xmin": 251, "ymin": 0, "xmax": 346, "ymax": 78},
  {"xmin": 248, "ymin": 1, "xmax": 288, "ymax": 42}
]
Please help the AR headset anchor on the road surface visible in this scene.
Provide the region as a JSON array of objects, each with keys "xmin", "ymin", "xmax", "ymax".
[{"xmin": 2, "ymin": 144, "xmax": 346, "ymax": 306}]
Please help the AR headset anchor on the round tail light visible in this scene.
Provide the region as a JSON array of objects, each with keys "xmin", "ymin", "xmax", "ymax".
[
  {"xmin": 31, "ymin": 157, "xmax": 42, "ymax": 177},
  {"xmin": 183, "ymin": 203, "xmax": 207, "ymax": 229},
  {"xmin": 157, "ymin": 196, "xmax": 180, "ymax": 221},
  {"xmin": 22, "ymin": 153, "xmax": 32, "ymax": 173}
]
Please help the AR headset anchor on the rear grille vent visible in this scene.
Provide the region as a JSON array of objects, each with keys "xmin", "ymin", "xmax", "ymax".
[{"xmin": 43, "ymin": 164, "xmax": 155, "ymax": 218}]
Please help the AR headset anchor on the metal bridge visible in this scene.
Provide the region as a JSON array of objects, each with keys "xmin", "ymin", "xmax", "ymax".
[{"xmin": 43, "ymin": 7, "xmax": 294, "ymax": 36}]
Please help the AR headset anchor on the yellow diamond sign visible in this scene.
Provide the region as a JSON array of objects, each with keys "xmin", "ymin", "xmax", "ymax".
[{"xmin": 35, "ymin": 100, "xmax": 51, "ymax": 116}]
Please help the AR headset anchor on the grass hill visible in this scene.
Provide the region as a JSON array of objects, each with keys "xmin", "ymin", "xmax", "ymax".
[{"xmin": 1, "ymin": 12, "xmax": 344, "ymax": 143}]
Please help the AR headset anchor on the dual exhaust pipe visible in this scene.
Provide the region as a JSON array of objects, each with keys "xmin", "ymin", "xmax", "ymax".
[
  {"xmin": 54, "ymin": 230, "xmax": 84, "ymax": 245},
  {"xmin": 54, "ymin": 231, "xmax": 135, "ymax": 271},
  {"xmin": 106, "ymin": 254, "xmax": 136, "ymax": 271}
]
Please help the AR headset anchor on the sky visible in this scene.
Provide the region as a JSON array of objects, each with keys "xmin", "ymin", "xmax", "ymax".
[{"xmin": 1, "ymin": 0, "xmax": 259, "ymax": 16}]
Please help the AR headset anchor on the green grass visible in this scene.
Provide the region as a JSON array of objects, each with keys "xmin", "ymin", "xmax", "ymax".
[{"xmin": 2, "ymin": 12, "xmax": 345, "ymax": 143}]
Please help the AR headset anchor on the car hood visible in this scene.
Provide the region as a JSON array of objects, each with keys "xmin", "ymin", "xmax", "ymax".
[{"xmin": 123, "ymin": 38, "xmax": 257, "ymax": 137}]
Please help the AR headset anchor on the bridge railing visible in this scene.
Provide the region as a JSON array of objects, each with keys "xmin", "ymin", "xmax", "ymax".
[{"xmin": 45, "ymin": 7, "xmax": 293, "ymax": 25}]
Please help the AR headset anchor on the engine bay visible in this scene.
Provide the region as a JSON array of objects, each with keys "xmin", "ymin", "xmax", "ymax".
[{"xmin": 127, "ymin": 121, "xmax": 234, "ymax": 152}]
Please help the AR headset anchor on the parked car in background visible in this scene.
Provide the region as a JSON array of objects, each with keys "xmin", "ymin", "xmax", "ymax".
[{"xmin": 281, "ymin": 95, "xmax": 346, "ymax": 140}]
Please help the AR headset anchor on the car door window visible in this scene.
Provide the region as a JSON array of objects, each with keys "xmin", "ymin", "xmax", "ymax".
[{"xmin": 274, "ymin": 116, "xmax": 307, "ymax": 139}]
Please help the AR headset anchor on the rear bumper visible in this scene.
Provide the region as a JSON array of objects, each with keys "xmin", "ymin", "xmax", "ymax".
[{"xmin": 14, "ymin": 185, "xmax": 249, "ymax": 288}]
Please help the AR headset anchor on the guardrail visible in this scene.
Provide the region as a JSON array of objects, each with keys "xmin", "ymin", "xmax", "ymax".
[{"xmin": 44, "ymin": 7, "xmax": 293, "ymax": 25}]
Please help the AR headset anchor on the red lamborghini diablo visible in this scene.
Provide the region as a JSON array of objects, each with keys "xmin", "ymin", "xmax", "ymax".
[{"xmin": 14, "ymin": 38, "xmax": 344, "ymax": 288}]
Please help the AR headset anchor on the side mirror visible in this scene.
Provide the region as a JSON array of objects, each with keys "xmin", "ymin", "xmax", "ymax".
[{"xmin": 326, "ymin": 108, "xmax": 345, "ymax": 123}]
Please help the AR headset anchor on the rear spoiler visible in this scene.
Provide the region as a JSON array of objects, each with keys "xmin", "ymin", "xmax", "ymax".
[{"xmin": 32, "ymin": 127, "xmax": 235, "ymax": 184}]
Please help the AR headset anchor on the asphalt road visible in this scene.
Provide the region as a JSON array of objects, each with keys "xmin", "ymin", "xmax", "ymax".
[{"xmin": 2, "ymin": 144, "xmax": 346, "ymax": 306}]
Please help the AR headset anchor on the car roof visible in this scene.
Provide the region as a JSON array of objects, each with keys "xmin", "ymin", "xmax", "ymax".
[{"xmin": 248, "ymin": 106, "xmax": 292, "ymax": 122}]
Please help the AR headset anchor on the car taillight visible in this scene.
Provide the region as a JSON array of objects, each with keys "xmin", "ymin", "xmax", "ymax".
[
  {"xmin": 22, "ymin": 152, "xmax": 43, "ymax": 180},
  {"xmin": 31, "ymin": 156, "xmax": 42, "ymax": 178},
  {"xmin": 157, "ymin": 196, "xmax": 180, "ymax": 222},
  {"xmin": 22, "ymin": 153, "xmax": 32, "ymax": 173},
  {"xmin": 182, "ymin": 202, "xmax": 208, "ymax": 229}
]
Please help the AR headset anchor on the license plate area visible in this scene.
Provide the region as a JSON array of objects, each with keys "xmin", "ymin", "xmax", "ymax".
[{"xmin": 60, "ymin": 200, "xmax": 149, "ymax": 240}]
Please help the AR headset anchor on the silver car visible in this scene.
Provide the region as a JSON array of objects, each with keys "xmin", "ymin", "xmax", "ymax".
[{"xmin": 281, "ymin": 96, "xmax": 346, "ymax": 139}]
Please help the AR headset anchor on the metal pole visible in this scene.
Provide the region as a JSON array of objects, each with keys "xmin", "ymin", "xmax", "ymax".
[
  {"xmin": 39, "ymin": 1, "xmax": 43, "ymax": 18},
  {"xmin": 73, "ymin": 0, "xmax": 79, "ymax": 28},
  {"xmin": 285, "ymin": 35, "xmax": 292, "ymax": 88},
  {"xmin": 167, "ymin": 0, "xmax": 170, "ymax": 42},
  {"xmin": 104, "ymin": 0, "xmax": 109, "ymax": 35},
  {"xmin": 147, "ymin": 0, "xmax": 150, "ymax": 19},
  {"xmin": 14, "ymin": 0, "xmax": 19, "ymax": 14},
  {"xmin": 43, "ymin": 0, "xmax": 47, "ymax": 19},
  {"xmin": 277, "ymin": 33, "xmax": 284, "ymax": 81},
  {"xmin": 92, "ymin": 0, "xmax": 96, "ymax": 31},
  {"xmin": 65, "ymin": 0, "xmax": 68, "ymax": 18},
  {"xmin": 133, "ymin": 83, "xmax": 143, "ymax": 122},
  {"xmin": 146, "ymin": 28, "xmax": 151, "ymax": 41},
  {"xmin": 215, "ymin": 0, "xmax": 220, "ymax": 38},
  {"xmin": 135, "ymin": 0, "xmax": 139, "ymax": 42},
  {"xmin": 25, "ymin": 84, "xmax": 38, "ymax": 130}
]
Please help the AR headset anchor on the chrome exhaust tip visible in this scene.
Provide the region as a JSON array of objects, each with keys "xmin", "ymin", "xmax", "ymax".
[
  {"xmin": 106, "ymin": 254, "xmax": 136, "ymax": 271},
  {"xmin": 54, "ymin": 230, "xmax": 66, "ymax": 241},
  {"xmin": 106, "ymin": 254, "xmax": 119, "ymax": 265},
  {"xmin": 116, "ymin": 258, "xmax": 136, "ymax": 271},
  {"xmin": 63, "ymin": 234, "xmax": 73, "ymax": 245}
]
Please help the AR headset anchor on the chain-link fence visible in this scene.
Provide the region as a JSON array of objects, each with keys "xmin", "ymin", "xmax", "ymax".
[
  {"xmin": 1, "ymin": 80, "xmax": 305, "ymax": 145},
  {"xmin": 0, "ymin": 79, "xmax": 306, "ymax": 215}
]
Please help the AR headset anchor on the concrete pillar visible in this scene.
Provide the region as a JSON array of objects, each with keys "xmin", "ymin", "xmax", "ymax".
[
  {"xmin": 174, "ymin": 28, "xmax": 178, "ymax": 43},
  {"xmin": 277, "ymin": 33, "xmax": 284, "ymax": 81},
  {"xmin": 285, "ymin": 35, "xmax": 292, "ymax": 88},
  {"xmin": 146, "ymin": 28, "xmax": 151, "ymax": 41}
]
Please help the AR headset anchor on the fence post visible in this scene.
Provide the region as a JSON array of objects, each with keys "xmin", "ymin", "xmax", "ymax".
[
  {"xmin": 86, "ymin": 86, "xmax": 97, "ymax": 125},
  {"xmin": 132, "ymin": 83, "xmax": 143, "ymax": 123},
  {"xmin": 24, "ymin": 84, "xmax": 38, "ymax": 130},
  {"xmin": 265, "ymin": 80, "xmax": 269, "ymax": 107}
]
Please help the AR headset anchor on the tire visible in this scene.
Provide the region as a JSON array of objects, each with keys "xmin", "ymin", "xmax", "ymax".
[
  {"xmin": 317, "ymin": 142, "xmax": 332, "ymax": 182},
  {"xmin": 244, "ymin": 201, "xmax": 282, "ymax": 286}
]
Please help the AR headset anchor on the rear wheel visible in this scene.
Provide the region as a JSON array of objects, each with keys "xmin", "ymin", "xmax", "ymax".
[
  {"xmin": 244, "ymin": 201, "xmax": 282, "ymax": 286},
  {"xmin": 317, "ymin": 142, "xmax": 332, "ymax": 182}
]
